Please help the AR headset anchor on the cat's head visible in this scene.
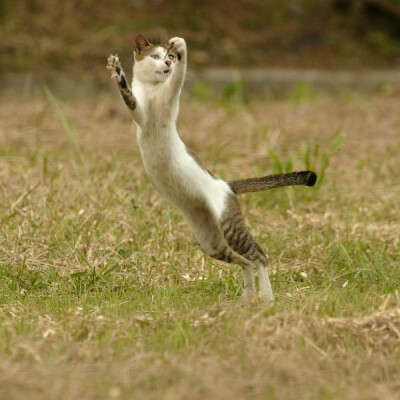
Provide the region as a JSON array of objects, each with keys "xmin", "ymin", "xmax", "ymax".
[{"xmin": 133, "ymin": 34, "xmax": 177, "ymax": 84}]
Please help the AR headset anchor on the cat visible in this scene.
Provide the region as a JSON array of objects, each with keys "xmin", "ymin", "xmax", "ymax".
[{"xmin": 106, "ymin": 34, "xmax": 317, "ymax": 303}]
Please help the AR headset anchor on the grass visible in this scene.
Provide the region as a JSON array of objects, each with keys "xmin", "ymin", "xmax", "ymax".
[{"xmin": 0, "ymin": 88, "xmax": 400, "ymax": 399}]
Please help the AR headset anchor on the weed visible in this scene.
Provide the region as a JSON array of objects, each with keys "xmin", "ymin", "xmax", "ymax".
[
  {"xmin": 43, "ymin": 85, "xmax": 81, "ymax": 153},
  {"xmin": 302, "ymin": 133, "xmax": 345, "ymax": 186}
]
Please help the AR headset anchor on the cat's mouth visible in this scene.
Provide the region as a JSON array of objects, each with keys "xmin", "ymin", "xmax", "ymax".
[{"xmin": 157, "ymin": 69, "xmax": 171, "ymax": 77}]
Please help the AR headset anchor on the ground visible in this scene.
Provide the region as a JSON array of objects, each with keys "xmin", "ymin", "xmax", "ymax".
[{"xmin": 0, "ymin": 87, "xmax": 400, "ymax": 399}]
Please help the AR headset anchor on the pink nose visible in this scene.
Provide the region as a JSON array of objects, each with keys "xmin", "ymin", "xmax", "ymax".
[{"xmin": 165, "ymin": 60, "xmax": 171, "ymax": 67}]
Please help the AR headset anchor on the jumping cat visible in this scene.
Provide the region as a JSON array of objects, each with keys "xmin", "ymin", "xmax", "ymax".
[{"xmin": 107, "ymin": 35, "xmax": 317, "ymax": 303}]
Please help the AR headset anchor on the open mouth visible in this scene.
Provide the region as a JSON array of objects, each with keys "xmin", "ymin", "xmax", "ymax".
[{"xmin": 156, "ymin": 69, "xmax": 171, "ymax": 78}]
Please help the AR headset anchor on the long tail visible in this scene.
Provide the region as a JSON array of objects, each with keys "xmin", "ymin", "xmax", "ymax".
[{"xmin": 229, "ymin": 171, "xmax": 317, "ymax": 194}]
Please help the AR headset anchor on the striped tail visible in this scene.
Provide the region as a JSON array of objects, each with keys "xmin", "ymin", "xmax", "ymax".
[{"xmin": 229, "ymin": 171, "xmax": 317, "ymax": 194}]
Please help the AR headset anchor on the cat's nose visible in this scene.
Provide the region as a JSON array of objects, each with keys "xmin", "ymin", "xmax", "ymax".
[{"xmin": 165, "ymin": 60, "xmax": 171, "ymax": 67}]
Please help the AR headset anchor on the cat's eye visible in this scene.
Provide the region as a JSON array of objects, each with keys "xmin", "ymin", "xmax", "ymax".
[
  {"xmin": 151, "ymin": 54, "xmax": 160, "ymax": 60},
  {"xmin": 168, "ymin": 54, "xmax": 175, "ymax": 61}
]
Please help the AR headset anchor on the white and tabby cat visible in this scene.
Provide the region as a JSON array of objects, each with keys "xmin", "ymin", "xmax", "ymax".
[{"xmin": 107, "ymin": 35, "xmax": 317, "ymax": 303}]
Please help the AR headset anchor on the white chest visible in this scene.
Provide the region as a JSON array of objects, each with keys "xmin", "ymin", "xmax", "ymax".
[{"xmin": 133, "ymin": 84, "xmax": 231, "ymax": 221}]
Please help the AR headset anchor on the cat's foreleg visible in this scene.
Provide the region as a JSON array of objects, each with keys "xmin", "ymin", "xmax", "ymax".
[
  {"xmin": 167, "ymin": 37, "xmax": 187, "ymax": 97},
  {"xmin": 107, "ymin": 55, "xmax": 143, "ymax": 125}
]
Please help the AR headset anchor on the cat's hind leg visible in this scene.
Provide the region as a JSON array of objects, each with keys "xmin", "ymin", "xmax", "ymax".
[
  {"xmin": 257, "ymin": 262, "xmax": 274, "ymax": 303},
  {"xmin": 242, "ymin": 266, "xmax": 256, "ymax": 299},
  {"xmin": 224, "ymin": 230, "xmax": 274, "ymax": 303},
  {"xmin": 211, "ymin": 242, "xmax": 257, "ymax": 300},
  {"xmin": 220, "ymin": 194, "xmax": 274, "ymax": 303},
  {"xmin": 192, "ymin": 222, "xmax": 257, "ymax": 299}
]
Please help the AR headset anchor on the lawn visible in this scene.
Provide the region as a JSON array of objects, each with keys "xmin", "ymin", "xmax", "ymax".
[{"xmin": 0, "ymin": 87, "xmax": 399, "ymax": 399}]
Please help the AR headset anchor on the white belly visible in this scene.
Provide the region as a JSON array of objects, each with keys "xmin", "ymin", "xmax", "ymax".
[{"xmin": 136, "ymin": 127, "xmax": 230, "ymax": 221}]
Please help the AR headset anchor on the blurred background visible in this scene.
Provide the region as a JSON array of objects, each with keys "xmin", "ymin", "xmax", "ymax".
[{"xmin": 1, "ymin": 0, "xmax": 400, "ymax": 95}]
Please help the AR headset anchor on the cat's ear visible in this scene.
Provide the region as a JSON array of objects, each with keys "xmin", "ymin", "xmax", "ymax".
[{"xmin": 134, "ymin": 34, "xmax": 152, "ymax": 53}]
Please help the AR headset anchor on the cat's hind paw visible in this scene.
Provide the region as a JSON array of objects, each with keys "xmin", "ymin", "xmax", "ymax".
[{"xmin": 107, "ymin": 54, "xmax": 122, "ymax": 81}]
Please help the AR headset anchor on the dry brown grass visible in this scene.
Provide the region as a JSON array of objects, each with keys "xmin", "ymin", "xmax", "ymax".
[
  {"xmin": 0, "ymin": 89, "xmax": 400, "ymax": 399},
  {"xmin": 1, "ymin": 302, "xmax": 400, "ymax": 400}
]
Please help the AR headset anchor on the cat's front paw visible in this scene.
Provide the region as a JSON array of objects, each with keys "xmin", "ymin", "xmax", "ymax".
[
  {"xmin": 107, "ymin": 54, "xmax": 122, "ymax": 81},
  {"xmin": 168, "ymin": 37, "xmax": 186, "ymax": 59}
]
